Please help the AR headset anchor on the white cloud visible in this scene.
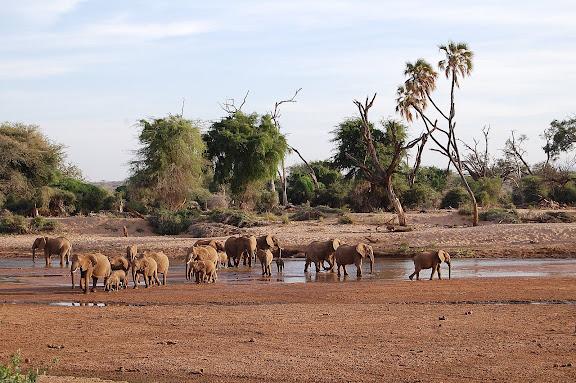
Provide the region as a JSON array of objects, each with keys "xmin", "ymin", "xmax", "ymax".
[
  {"xmin": 83, "ymin": 20, "xmax": 215, "ymax": 40},
  {"xmin": 0, "ymin": 0, "xmax": 84, "ymax": 23}
]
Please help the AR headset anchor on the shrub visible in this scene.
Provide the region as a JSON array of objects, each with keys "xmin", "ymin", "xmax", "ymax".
[
  {"xmin": 148, "ymin": 209, "xmax": 197, "ymax": 235},
  {"xmin": 457, "ymin": 205, "xmax": 473, "ymax": 216},
  {"xmin": 0, "ymin": 351, "xmax": 43, "ymax": 383},
  {"xmin": 0, "ymin": 212, "xmax": 29, "ymax": 234},
  {"xmin": 290, "ymin": 205, "xmax": 343, "ymax": 221},
  {"xmin": 30, "ymin": 217, "xmax": 57, "ymax": 232},
  {"xmin": 256, "ymin": 190, "xmax": 279, "ymax": 213},
  {"xmin": 524, "ymin": 211, "xmax": 576, "ymax": 223},
  {"xmin": 479, "ymin": 208, "xmax": 520, "ymax": 223},
  {"xmin": 402, "ymin": 184, "xmax": 441, "ymax": 209},
  {"xmin": 208, "ymin": 209, "xmax": 260, "ymax": 228},
  {"xmin": 440, "ymin": 187, "xmax": 469, "ymax": 209},
  {"xmin": 206, "ymin": 193, "xmax": 229, "ymax": 210},
  {"xmin": 52, "ymin": 178, "xmax": 110, "ymax": 214},
  {"xmin": 470, "ymin": 177, "xmax": 504, "ymax": 207},
  {"xmin": 550, "ymin": 182, "xmax": 576, "ymax": 205},
  {"xmin": 338, "ymin": 214, "xmax": 354, "ymax": 224},
  {"xmin": 513, "ymin": 176, "xmax": 548, "ymax": 206}
]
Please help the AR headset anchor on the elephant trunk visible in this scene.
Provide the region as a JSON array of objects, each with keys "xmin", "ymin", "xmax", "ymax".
[{"xmin": 185, "ymin": 262, "xmax": 189, "ymax": 280}]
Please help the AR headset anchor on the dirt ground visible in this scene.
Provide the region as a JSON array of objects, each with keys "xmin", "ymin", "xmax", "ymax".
[{"xmin": 1, "ymin": 211, "xmax": 575, "ymax": 382}]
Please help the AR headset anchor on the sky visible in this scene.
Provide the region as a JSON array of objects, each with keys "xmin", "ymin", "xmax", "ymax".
[{"xmin": 1, "ymin": 0, "xmax": 575, "ymax": 181}]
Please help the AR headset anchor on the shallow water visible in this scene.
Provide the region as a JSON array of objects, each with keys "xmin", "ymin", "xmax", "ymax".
[{"xmin": 1, "ymin": 257, "xmax": 575, "ymax": 285}]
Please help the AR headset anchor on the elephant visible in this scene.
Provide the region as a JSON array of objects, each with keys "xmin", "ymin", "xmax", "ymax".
[
  {"xmin": 186, "ymin": 246, "xmax": 218, "ymax": 279},
  {"xmin": 189, "ymin": 260, "xmax": 217, "ymax": 283},
  {"xmin": 409, "ymin": 250, "xmax": 451, "ymax": 280},
  {"xmin": 70, "ymin": 253, "xmax": 111, "ymax": 294},
  {"xmin": 275, "ymin": 257, "xmax": 284, "ymax": 273},
  {"xmin": 143, "ymin": 251, "xmax": 169, "ymax": 285},
  {"xmin": 130, "ymin": 255, "xmax": 159, "ymax": 288},
  {"xmin": 225, "ymin": 235, "xmax": 257, "ymax": 267},
  {"xmin": 126, "ymin": 245, "xmax": 138, "ymax": 261},
  {"xmin": 334, "ymin": 243, "xmax": 374, "ymax": 277},
  {"xmin": 217, "ymin": 251, "xmax": 228, "ymax": 268},
  {"xmin": 32, "ymin": 236, "xmax": 72, "ymax": 267},
  {"xmin": 109, "ymin": 254, "xmax": 130, "ymax": 275},
  {"xmin": 105, "ymin": 270, "xmax": 127, "ymax": 291},
  {"xmin": 194, "ymin": 239, "xmax": 225, "ymax": 252},
  {"xmin": 256, "ymin": 249, "xmax": 273, "ymax": 276},
  {"xmin": 304, "ymin": 239, "xmax": 341, "ymax": 273}
]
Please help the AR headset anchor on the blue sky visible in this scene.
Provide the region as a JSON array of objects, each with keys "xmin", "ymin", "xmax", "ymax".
[{"xmin": 1, "ymin": 0, "xmax": 575, "ymax": 181}]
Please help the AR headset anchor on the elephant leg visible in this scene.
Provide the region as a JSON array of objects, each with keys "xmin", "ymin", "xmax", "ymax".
[
  {"xmin": 409, "ymin": 271, "xmax": 415, "ymax": 280},
  {"xmin": 429, "ymin": 267, "xmax": 436, "ymax": 280},
  {"xmin": 315, "ymin": 261, "xmax": 321, "ymax": 273},
  {"xmin": 66, "ymin": 250, "xmax": 70, "ymax": 265},
  {"xmin": 356, "ymin": 260, "xmax": 363, "ymax": 278},
  {"xmin": 437, "ymin": 265, "xmax": 442, "ymax": 280},
  {"xmin": 337, "ymin": 264, "xmax": 341, "ymax": 277},
  {"xmin": 45, "ymin": 252, "xmax": 50, "ymax": 267},
  {"xmin": 342, "ymin": 265, "xmax": 348, "ymax": 276},
  {"xmin": 59, "ymin": 253, "xmax": 64, "ymax": 267},
  {"xmin": 163, "ymin": 272, "xmax": 167, "ymax": 286},
  {"xmin": 304, "ymin": 258, "xmax": 310, "ymax": 272},
  {"xmin": 416, "ymin": 271, "xmax": 420, "ymax": 280},
  {"xmin": 91, "ymin": 277, "xmax": 97, "ymax": 292}
]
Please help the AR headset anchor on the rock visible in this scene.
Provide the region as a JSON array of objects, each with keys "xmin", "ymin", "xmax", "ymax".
[
  {"xmin": 24, "ymin": 358, "xmax": 30, "ymax": 363},
  {"xmin": 465, "ymin": 311, "xmax": 472, "ymax": 315},
  {"xmin": 47, "ymin": 344, "xmax": 64, "ymax": 349},
  {"xmin": 439, "ymin": 316, "xmax": 446, "ymax": 320},
  {"xmin": 248, "ymin": 337, "xmax": 256, "ymax": 343},
  {"xmin": 190, "ymin": 368, "xmax": 204, "ymax": 375}
]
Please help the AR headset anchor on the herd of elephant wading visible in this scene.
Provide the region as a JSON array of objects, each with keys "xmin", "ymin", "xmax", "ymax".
[{"xmin": 30, "ymin": 234, "xmax": 452, "ymax": 294}]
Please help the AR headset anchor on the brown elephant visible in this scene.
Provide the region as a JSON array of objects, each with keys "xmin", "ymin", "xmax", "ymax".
[
  {"xmin": 105, "ymin": 270, "xmax": 127, "ymax": 291},
  {"xmin": 335, "ymin": 243, "xmax": 374, "ymax": 277},
  {"xmin": 225, "ymin": 235, "xmax": 257, "ymax": 267},
  {"xmin": 189, "ymin": 260, "xmax": 217, "ymax": 283},
  {"xmin": 256, "ymin": 249, "xmax": 273, "ymax": 276},
  {"xmin": 194, "ymin": 239, "xmax": 225, "ymax": 252},
  {"xmin": 70, "ymin": 253, "xmax": 111, "ymax": 294},
  {"xmin": 217, "ymin": 251, "xmax": 228, "ymax": 268},
  {"xmin": 304, "ymin": 239, "xmax": 341, "ymax": 273},
  {"xmin": 109, "ymin": 254, "xmax": 130, "ymax": 275},
  {"xmin": 143, "ymin": 251, "xmax": 169, "ymax": 285},
  {"xmin": 186, "ymin": 246, "xmax": 218, "ymax": 279},
  {"xmin": 126, "ymin": 245, "xmax": 138, "ymax": 261},
  {"xmin": 409, "ymin": 250, "xmax": 451, "ymax": 280},
  {"xmin": 131, "ymin": 255, "xmax": 159, "ymax": 288},
  {"xmin": 32, "ymin": 236, "xmax": 72, "ymax": 267}
]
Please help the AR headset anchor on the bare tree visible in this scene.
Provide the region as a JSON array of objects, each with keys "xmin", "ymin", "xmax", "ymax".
[
  {"xmin": 461, "ymin": 126, "xmax": 491, "ymax": 180},
  {"xmin": 270, "ymin": 88, "xmax": 319, "ymax": 206},
  {"xmin": 397, "ymin": 42, "xmax": 479, "ymax": 226},
  {"xmin": 219, "ymin": 90, "xmax": 250, "ymax": 114},
  {"xmin": 504, "ymin": 131, "xmax": 533, "ymax": 176},
  {"xmin": 349, "ymin": 94, "xmax": 430, "ymax": 226}
]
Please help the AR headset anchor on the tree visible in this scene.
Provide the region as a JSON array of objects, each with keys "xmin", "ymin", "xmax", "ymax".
[
  {"xmin": 128, "ymin": 115, "xmax": 207, "ymax": 210},
  {"xmin": 397, "ymin": 41, "xmax": 479, "ymax": 225},
  {"xmin": 338, "ymin": 97, "xmax": 428, "ymax": 226},
  {"xmin": 204, "ymin": 111, "xmax": 287, "ymax": 199},
  {"xmin": 542, "ymin": 117, "xmax": 576, "ymax": 165}
]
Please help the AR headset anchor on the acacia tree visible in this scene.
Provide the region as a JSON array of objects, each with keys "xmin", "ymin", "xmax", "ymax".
[
  {"xmin": 396, "ymin": 42, "xmax": 479, "ymax": 225},
  {"xmin": 542, "ymin": 117, "xmax": 576, "ymax": 166},
  {"xmin": 343, "ymin": 95, "xmax": 428, "ymax": 226},
  {"xmin": 128, "ymin": 115, "xmax": 207, "ymax": 210},
  {"xmin": 204, "ymin": 111, "xmax": 287, "ymax": 201}
]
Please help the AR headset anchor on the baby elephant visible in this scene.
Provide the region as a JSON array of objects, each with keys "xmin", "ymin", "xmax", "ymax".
[
  {"xmin": 189, "ymin": 260, "xmax": 217, "ymax": 283},
  {"xmin": 409, "ymin": 250, "xmax": 451, "ymax": 280},
  {"xmin": 105, "ymin": 270, "xmax": 127, "ymax": 291},
  {"xmin": 257, "ymin": 249, "xmax": 273, "ymax": 276},
  {"xmin": 275, "ymin": 257, "xmax": 284, "ymax": 273}
]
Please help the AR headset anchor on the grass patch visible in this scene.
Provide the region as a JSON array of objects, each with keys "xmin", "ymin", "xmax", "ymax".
[
  {"xmin": 338, "ymin": 214, "xmax": 354, "ymax": 224},
  {"xmin": 0, "ymin": 212, "xmax": 29, "ymax": 234},
  {"xmin": 479, "ymin": 208, "xmax": 520, "ymax": 224},
  {"xmin": 148, "ymin": 209, "xmax": 198, "ymax": 235},
  {"xmin": 0, "ymin": 351, "xmax": 44, "ymax": 382},
  {"xmin": 457, "ymin": 205, "xmax": 473, "ymax": 216},
  {"xmin": 207, "ymin": 209, "xmax": 261, "ymax": 228},
  {"xmin": 522, "ymin": 211, "xmax": 576, "ymax": 223},
  {"xmin": 290, "ymin": 205, "xmax": 343, "ymax": 221},
  {"xmin": 30, "ymin": 217, "xmax": 57, "ymax": 232}
]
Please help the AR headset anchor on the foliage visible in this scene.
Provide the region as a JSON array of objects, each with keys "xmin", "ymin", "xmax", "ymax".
[
  {"xmin": 207, "ymin": 208, "xmax": 260, "ymax": 228},
  {"xmin": 148, "ymin": 209, "xmax": 198, "ymax": 235},
  {"xmin": 0, "ymin": 351, "xmax": 42, "ymax": 383},
  {"xmin": 346, "ymin": 181, "xmax": 388, "ymax": 212},
  {"xmin": 30, "ymin": 217, "xmax": 57, "ymax": 232},
  {"xmin": 129, "ymin": 115, "xmax": 208, "ymax": 210},
  {"xmin": 256, "ymin": 190, "xmax": 279, "ymax": 213},
  {"xmin": 286, "ymin": 161, "xmax": 349, "ymax": 208},
  {"xmin": 402, "ymin": 183, "xmax": 441, "ymax": 209},
  {"xmin": 542, "ymin": 117, "xmax": 576, "ymax": 162},
  {"xmin": 479, "ymin": 208, "xmax": 520, "ymax": 224},
  {"xmin": 290, "ymin": 205, "xmax": 343, "ymax": 221},
  {"xmin": 550, "ymin": 182, "xmax": 576, "ymax": 204},
  {"xmin": 205, "ymin": 111, "xmax": 287, "ymax": 197},
  {"xmin": 413, "ymin": 166, "xmax": 449, "ymax": 192},
  {"xmin": 0, "ymin": 212, "xmax": 29, "ymax": 234},
  {"xmin": 512, "ymin": 176, "xmax": 548, "ymax": 206},
  {"xmin": 51, "ymin": 178, "xmax": 110, "ymax": 214},
  {"xmin": 440, "ymin": 187, "xmax": 469, "ymax": 208},
  {"xmin": 338, "ymin": 214, "xmax": 354, "ymax": 224},
  {"xmin": 469, "ymin": 177, "xmax": 504, "ymax": 207}
]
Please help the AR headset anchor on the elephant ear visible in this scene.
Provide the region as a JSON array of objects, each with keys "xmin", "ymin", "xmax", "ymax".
[
  {"xmin": 87, "ymin": 254, "xmax": 98, "ymax": 267},
  {"xmin": 355, "ymin": 243, "xmax": 366, "ymax": 257},
  {"xmin": 437, "ymin": 250, "xmax": 446, "ymax": 263},
  {"xmin": 265, "ymin": 235, "xmax": 275, "ymax": 248},
  {"xmin": 331, "ymin": 239, "xmax": 340, "ymax": 251}
]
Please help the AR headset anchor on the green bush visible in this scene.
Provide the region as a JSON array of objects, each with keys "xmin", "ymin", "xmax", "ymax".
[
  {"xmin": 256, "ymin": 190, "xmax": 279, "ymax": 213},
  {"xmin": 0, "ymin": 351, "xmax": 43, "ymax": 383},
  {"xmin": 441, "ymin": 187, "xmax": 469, "ymax": 209},
  {"xmin": 338, "ymin": 214, "xmax": 354, "ymax": 224},
  {"xmin": 526, "ymin": 211, "xmax": 576, "ymax": 223},
  {"xmin": 0, "ymin": 212, "xmax": 29, "ymax": 234},
  {"xmin": 470, "ymin": 177, "xmax": 504, "ymax": 207},
  {"xmin": 550, "ymin": 182, "xmax": 576, "ymax": 204},
  {"xmin": 30, "ymin": 217, "xmax": 57, "ymax": 232},
  {"xmin": 402, "ymin": 184, "xmax": 441, "ymax": 209},
  {"xmin": 457, "ymin": 205, "xmax": 473, "ymax": 216},
  {"xmin": 290, "ymin": 205, "xmax": 343, "ymax": 221},
  {"xmin": 513, "ymin": 176, "xmax": 548, "ymax": 206},
  {"xmin": 52, "ymin": 178, "xmax": 110, "ymax": 214},
  {"xmin": 148, "ymin": 209, "xmax": 197, "ymax": 235},
  {"xmin": 4, "ymin": 196, "xmax": 35, "ymax": 216},
  {"xmin": 207, "ymin": 208, "xmax": 260, "ymax": 227},
  {"xmin": 479, "ymin": 208, "xmax": 520, "ymax": 223}
]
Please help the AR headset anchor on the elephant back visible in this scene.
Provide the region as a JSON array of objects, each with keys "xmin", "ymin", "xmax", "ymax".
[
  {"xmin": 92, "ymin": 253, "xmax": 112, "ymax": 278},
  {"xmin": 146, "ymin": 251, "xmax": 169, "ymax": 274}
]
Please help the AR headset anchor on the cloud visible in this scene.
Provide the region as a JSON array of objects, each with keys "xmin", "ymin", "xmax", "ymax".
[
  {"xmin": 83, "ymin": 20, "xmax": 215, "ymax": 40},
  {"xmin": 0, "ymin": 0, "xmax": 84, "ymax": 23}
]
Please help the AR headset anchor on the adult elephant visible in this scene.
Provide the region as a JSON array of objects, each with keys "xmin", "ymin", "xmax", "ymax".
[
  {"xmin": 409, "ymin": 250, "xmax": 451, "ymax": 280},
  {"xmin": 143, "ymin": 251, "xmax": 169, "ymax": 285},
  {"xmin": 225, "ymin": 235, "xmax": 257, "ymax": 267},
  {"xmin": 304, "ymin": 239, "xmax": 341, "ymax": 273},
  {"xmin": 70, "ymin": 253, "xmax": 111, "ymax": 294},
  {"xmin": 32, "ymin": 236, "xmax": 72, "ymax": 267},
  {"xmin": 334, "ymin": 243, "xmax": 374, "ymax": 277}
]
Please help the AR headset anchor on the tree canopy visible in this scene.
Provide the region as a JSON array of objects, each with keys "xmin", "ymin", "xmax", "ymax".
[
  {"xmin": 128, "ymin": 115, "xmax": 207, "ymax": 210},
  {"xmin": 543, "ymin": 117, "xmax": 576, "ymax": 163},
  {"xmin": 204, "ymin": 111, "xmax": 287, "ymax": 196}
]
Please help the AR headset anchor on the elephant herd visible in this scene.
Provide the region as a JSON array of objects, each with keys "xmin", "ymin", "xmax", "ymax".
[{"xmin": 30, "ymin": 234, "xmax": 452, "ymax": 294}]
